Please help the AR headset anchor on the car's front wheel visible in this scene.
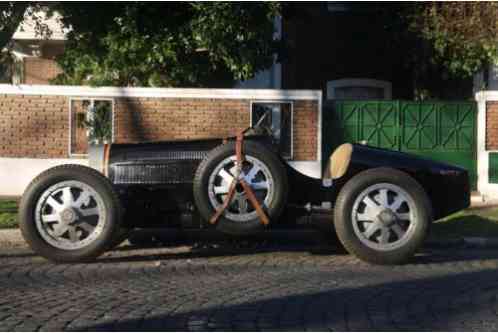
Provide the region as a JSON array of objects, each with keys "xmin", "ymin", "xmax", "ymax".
[
  {"xmin": 334, "ymin": 168, "xmax": 431, "ymax": 265},
  {"xmin": 19, "ymin": 165, "xmax": 122, "ymax": 262}
]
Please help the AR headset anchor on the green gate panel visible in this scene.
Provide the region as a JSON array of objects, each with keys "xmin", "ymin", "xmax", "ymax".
[
  {"xmin": 362, "ymin": 102, "xmax": 398, "ymax": 150},
  {"xmin": 324, "ymin": 101, "xmax": 398, "ymax": 150},
  {"xmin": 439, "ymin": 103, "xmax": 475, "ymax": 151},
  {"xmin": 401, "ymin": 102, "xmax": 438, "ymax": 150},
  {"xmin": 489, "ymin": 153, "xmax": 498, "ymax": 184},
  {"xmin": 400, "ymin": 101, "xmax": 477, "ymax": 189},
  {"xmin": 322, "ymin": 100, "xmax": 477, "ymax": 189}
]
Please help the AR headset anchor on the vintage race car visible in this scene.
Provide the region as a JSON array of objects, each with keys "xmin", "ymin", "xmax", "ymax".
[{"xmin": 18, "ymin": 112, "xmax": 470, "ymax": 265}]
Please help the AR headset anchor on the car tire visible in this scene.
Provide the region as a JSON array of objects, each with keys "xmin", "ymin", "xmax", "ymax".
[
  {"xmin": 334, "ymin": 167, "xmax": 432, "ymax": 265},
  {"xmin": 193, "ymin": 140, "xmax": 288, "ymax": 235},
  {"xmin": 19, "ymin": 165, "xmax": 123, "ymax": 262}
]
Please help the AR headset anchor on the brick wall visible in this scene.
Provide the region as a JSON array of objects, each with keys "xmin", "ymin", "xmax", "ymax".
[
  {"xmin": 23, "ymin": 58, "xmax": 63, "ymax": 85},
  {"xmin": 114, "ymin": 98, "xmax": 250, "ymax": 142},
  {"xmin": 487, "ymin": 101, "xmax": 498, "ymax": 150},
  {"xmin": 114, "ymin": 98, "xmax": 318, "ymax": 161},
  {"xmin": 0, "ymin": 94, "xmax": 68, "ymax": 158},
  {"xmin": 0, "ymin": 94, "xmax": 319, "ymax": 161},
  {"xmin": 70, "ymin": 100, "xmax": 89, "ymax": 155},
  {"xmin": 293, "ymin": 100, "xmax": 318, "ymax": 161}
]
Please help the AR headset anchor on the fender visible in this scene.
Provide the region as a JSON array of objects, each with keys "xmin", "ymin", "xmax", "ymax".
[{"xmin": 333, "ymin": 144, "xmax": 470, "ymax": 219}]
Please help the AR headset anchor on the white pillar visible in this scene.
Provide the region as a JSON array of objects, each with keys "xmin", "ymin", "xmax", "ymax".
[{"xmin": 476, "ymin": 91, "xmax": 498, "ymax": 199}]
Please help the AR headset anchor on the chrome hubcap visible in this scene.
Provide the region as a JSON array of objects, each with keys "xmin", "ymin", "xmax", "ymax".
[
  {"xmin": 352, "ymin": 183, "xmax": 416, "ymax": 251},
  {"xmin": 60, "ymin": 208, "xmax": 77, "ymax": 224},
  {"xmin": 208, "ymin": 155, "xmax": 274, "ymax": 222},
  {"xmin": 35, "ymin": 181, "xmax": 106, "ymax": 250}
]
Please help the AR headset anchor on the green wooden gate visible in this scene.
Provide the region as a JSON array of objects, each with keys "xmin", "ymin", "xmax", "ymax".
[{"xmin": 323, "ymin": 100, "xmax": 477, "ymax": 188}]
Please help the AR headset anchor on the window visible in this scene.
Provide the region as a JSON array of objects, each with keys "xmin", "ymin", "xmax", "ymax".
[
  {"xmin": 327, "ymin": 1, "xmax": 351, "ymax": 12},
  {"xmin": 334, "ymin": 86, "xmax": 385, "ymax": 100},
  {"xmin": 327, "ymin": 78, "xmax": 392, "ymax": 100},
  {"xmin": 251, "ymin": 102, "xmax": 293, "ymax": 159},
  {"xmin": 70, "ymin": 99, "xmax": 114, "ymax": 156}
]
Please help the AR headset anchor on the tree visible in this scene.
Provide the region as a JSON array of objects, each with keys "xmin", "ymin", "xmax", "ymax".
[
  {"xmin": 48, "ymin": 2, "xmax": 281, "ymax": 87},
  {"xmin": 409, "ymin": 2, "xmax": 498, "ymax": 77},
  {"xmin": 0, "ymin": 2, "xmax": 36, "ymax": 81},
  {"xmin": 0, "ymin": 2, "xmax": 32, "ymax": 50}
]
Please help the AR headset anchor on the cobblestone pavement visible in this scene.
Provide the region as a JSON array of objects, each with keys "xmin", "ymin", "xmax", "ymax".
[{"xmin": 3, "ymin": 242, "xmax": 498, "ymax": 331}]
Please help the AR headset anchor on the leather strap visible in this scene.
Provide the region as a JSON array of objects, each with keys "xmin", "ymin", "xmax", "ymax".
[
  {"xmin": 209, "ymin": 180, "xmax": 237, "ymax": 224},
  {"xmin": 240, "ymin": 180, "xmax": 270, "ymax": 225},
  {"xmin": 209, "ymin": 133, "xmax": 270, "ymax": 226}
]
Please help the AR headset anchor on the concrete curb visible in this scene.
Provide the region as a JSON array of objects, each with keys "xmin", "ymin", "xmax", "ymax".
[
  {"xmin": 2, "ymin": 228, "xmax": 498, "ymax": 250},
  {"xmin": 0, "ymin": 229, "xmax": 25, "ymax": 248}
]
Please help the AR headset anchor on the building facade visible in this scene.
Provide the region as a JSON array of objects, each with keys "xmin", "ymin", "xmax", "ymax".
[{"xmin": 8, "ymin": 11, "xmax": 66, "ymax": 84}]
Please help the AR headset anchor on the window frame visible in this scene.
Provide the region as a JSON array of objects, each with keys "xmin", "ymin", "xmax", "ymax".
[
  {"xmin": 68, "ymin": 97, "xmax": 115, "ymax": 157},
  {"xmin": 249, "ymin": 100, "xmax": 294, "ymax": 160},
  {"xmin": 326, "ymin": 78, "xmax": 392, "ymax": 100}
]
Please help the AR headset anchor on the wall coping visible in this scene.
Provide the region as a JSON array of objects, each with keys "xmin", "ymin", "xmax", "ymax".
[
  {"xmin": 0, "ymin": 84, "xmax": 322, "ymax": 101},
  {"xmin": 476, "ymin": 91, "xmax": 498, "ymax": 101}
]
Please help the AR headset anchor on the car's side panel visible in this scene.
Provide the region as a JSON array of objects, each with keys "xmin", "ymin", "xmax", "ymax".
[{"xmin": 99, "ymin": 138, "xmax": 470, "ymax": 228}]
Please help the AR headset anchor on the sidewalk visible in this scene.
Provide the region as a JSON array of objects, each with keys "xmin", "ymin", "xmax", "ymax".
[{"xmin": 3, "ymin": 228, "xmax": 498, "ymax": 250}]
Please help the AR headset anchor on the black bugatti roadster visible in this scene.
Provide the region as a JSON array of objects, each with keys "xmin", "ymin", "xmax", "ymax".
[{"xmin": 18, "ymin": 111, "xmax": 470, "ymax": 265}]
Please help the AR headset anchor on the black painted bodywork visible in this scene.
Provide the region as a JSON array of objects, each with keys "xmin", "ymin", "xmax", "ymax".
[{"xmin": 105, "ymin": 138, "xmax": 470, "ymax": 229}]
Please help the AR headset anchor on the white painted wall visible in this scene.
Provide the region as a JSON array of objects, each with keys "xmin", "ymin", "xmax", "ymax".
[
  {"xmin": 0, "ymin": 158, "xmax": 88, "ymax": 197},
  {"xmin": 476, "ymin": 91, "xmax": 498, "ymax": 200},
  {"xmin": 13, "ymin": 11, "xmax": 68, "ymax": 41}
]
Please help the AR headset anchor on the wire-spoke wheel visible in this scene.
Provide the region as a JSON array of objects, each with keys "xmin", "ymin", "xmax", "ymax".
[
  {"xmin": 194, "ymin": 140, "xmax": 288, "ymax": 235},
  {"xmin": 19, "ymin": 165, "xmax": 122, "ymax": 262},
  {"xmin": 334, "ymin": 168, "xmax": 431, "ymax": 265}
]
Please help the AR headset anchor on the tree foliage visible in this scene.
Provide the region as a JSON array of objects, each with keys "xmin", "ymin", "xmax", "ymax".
[
  {"xmin": 410, "ymin": 2, "xmax": 498, "ymax": 77},
  {"xmin": 2, "ymin": 2, "xmax": 494, "ymax": 88},
  {"xmin": 50, "ymin": 2, "xmax": 280, "ymax": 87},
  {"xmin": 0, "ymin": 2, "xmax": 279, "ymax": 87},
  {"xmin": 84, "ymin": 101, "xmax": 112, "ymax": 144},
  {"xmin": 0, "ymin": 2, "xmax": 34, "ymax": 80}
]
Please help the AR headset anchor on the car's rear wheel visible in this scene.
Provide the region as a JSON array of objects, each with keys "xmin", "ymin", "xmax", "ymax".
[
  {"xmin": 19, "ymin": 165, "xmax": 122, "ymax": 262},
  {"xmin": 334, "ymin": 168, "xmax": 431, "ymax": 265}
]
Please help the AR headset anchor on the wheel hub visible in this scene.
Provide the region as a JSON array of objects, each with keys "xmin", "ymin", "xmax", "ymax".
[
  {"xmin": 378, "ymin": 209, "xmax": 397, "ymax": 227},
  {"xmin": 60, "ymin": 208, "xmax": 77, "ymax": 224}
]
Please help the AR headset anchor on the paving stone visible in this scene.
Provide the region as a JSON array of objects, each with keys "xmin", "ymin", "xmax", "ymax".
[{"xmin": 2, "ymin": 245, "xmax": 498, "ymax": 331}]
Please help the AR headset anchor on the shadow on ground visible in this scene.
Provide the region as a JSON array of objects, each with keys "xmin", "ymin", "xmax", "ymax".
[{"xmin": 71, "ymin": 268, "xmax": 498, "ymax": 331}]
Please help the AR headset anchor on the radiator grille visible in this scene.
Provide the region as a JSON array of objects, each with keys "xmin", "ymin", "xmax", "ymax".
[
  {"xmin": 111, "ymin": 161, "xmax": 199, "ymax": 185},
  {"xmin": 124, "ymin": 150, "xmax": 208, "ymax": 161}
]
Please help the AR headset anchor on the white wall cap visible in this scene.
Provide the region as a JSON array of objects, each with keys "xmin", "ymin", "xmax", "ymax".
[{"xmin": 0, "ymin": 84, "xmax": 322, "ymax": 100}]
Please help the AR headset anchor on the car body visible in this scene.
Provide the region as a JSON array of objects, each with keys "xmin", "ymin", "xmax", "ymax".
[{"xmin": 90, "ymin": 134, "xmax": 469, "ymax": 229}]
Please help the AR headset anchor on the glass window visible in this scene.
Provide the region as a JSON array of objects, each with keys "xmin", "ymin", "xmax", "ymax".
[
  {"xmin": 334, "ymin": 86, "xmax": 385, "ymax": 100},
  {"xmin": 70, "ymin": 99, "xmax": 113, "ymax": 156},
  {"xmin": 251, "ymin": 102, "xmax": 292, "ymax": 159}
]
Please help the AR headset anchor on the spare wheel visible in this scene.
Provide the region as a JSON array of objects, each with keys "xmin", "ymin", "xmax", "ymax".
[{"xmin": 193, "ymin": 141, "xmax": 288, "ymax": 235}]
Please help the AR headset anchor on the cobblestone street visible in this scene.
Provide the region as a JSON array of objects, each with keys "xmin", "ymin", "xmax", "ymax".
[{"xmin": 2, "ymin": 242, "xmax": 498, "ymax": 331}]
